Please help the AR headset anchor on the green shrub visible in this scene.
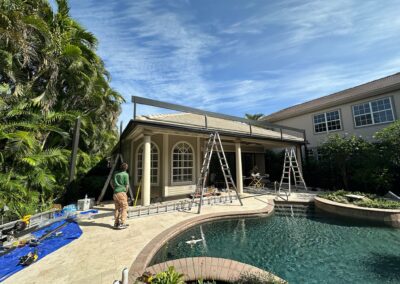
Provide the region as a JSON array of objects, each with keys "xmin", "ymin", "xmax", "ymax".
[
  {"xmin": 318, "ymin": 190, "xmax": 400, "ymax": 209},
  {"xmin": 354, "ymin": 199, "xmax": 400, "ymax": 209},
  {"xmin": 151, "ymin": 266, "xmax": 185, "ymax": 284}
]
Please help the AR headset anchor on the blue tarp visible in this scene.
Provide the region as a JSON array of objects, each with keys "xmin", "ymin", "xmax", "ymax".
[{"xmin": 0, "ymin": 220, "xmax": 82, "ymax": 282}]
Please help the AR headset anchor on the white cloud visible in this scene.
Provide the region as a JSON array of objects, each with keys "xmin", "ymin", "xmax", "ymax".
[
  {"xmin": 68, "ymin": 0, "xmax": 400, "ymax": 128},
  {"xmin": 71, "ymin": 0, "xmax": 218, "ymax": 110}
]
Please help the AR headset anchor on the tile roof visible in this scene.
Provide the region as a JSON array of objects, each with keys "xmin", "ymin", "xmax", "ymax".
[{"xmin": 135, "ymin": 113, "xmax": 304, "ymax": 142}]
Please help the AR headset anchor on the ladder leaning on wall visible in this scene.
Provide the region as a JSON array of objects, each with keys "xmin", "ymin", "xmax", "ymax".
[
  {"xmin": 193, "ymin": 131, "xmax": 243, "ymax": 214},
  {"xmin": 278, "ymin": 148, "xmax": 307, "ymax": 198}
]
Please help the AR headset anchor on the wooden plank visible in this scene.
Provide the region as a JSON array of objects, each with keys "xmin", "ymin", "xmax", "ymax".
[{"xmin": 97, "ymin": 154, "xmax": 120, "ymax": 204}]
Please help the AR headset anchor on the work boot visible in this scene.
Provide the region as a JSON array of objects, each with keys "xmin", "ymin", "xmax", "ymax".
[{"xmin": 117, "ymin": 224, "xmax": 128, "ymax": 230}]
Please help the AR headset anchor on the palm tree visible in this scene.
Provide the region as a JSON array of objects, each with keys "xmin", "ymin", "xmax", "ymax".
[
  {"xmin": 0, "ymin": 0, "xmax": 122, "ymax": 217},
  {"xmin": 245, "ymin": 113, "xmax": 264, "ymax": 121}
]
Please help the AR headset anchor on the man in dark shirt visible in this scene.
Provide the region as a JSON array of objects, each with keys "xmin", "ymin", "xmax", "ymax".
[{"xmin": 111, "ymin": 163, "xmax": 130, "ymax": 229}]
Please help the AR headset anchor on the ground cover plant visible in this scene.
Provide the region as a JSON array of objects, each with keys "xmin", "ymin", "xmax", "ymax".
[
  {"xmin": 0, "ymin": 0, "xmax": 122, "ymax": 218},
  {"xmin": 318, "ymin": 190, "xmax": 400, "ymax": 209}
]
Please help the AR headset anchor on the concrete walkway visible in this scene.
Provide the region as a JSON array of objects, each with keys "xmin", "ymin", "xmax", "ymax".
[{"xmin": 4, "ymin": 192, "xmax": 316, "ymax": 284}]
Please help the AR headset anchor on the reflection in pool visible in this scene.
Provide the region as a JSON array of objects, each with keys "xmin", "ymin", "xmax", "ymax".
[{"xmin": 151, "ymin": 214, "xmax": 400, "ymax": 284}]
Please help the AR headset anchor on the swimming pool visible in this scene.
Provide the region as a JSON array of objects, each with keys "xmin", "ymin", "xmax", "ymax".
[{"xmin": 151, "ymin": 214, "xmax": 400, "ymax": 283}]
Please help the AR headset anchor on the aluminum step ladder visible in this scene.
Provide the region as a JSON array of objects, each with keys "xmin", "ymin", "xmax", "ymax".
[
  {"xmin": 278, "ymin": 148, "xmax": 307, "ymax": 198},
  {"xmin": 194, "ymin": 132, "xmax": 243, "ymax": 214}
]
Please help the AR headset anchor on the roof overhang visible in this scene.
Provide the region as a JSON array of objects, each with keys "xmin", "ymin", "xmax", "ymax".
[{"xmin": 121, "ymin": 119, "xmax": 305, "ymax": 145}]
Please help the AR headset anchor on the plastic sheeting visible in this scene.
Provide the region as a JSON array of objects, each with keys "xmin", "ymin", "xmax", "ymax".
[{"xmin": 0, "ymin": 220, "xmax": 82, "ymax": 282}]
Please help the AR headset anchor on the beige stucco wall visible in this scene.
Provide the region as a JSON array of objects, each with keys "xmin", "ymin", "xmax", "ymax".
[{"xmin": 271, "ymin": 91, "xmax": 400, "ymax": 148}]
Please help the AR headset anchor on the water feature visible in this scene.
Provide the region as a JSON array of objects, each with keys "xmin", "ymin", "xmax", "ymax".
[{"xmin": 151, "ymin": 211, "xmax": 400, "ymax": 284}]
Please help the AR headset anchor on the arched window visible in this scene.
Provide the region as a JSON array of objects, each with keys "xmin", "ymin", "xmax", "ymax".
[
  {"xmin": 172, "ymin": 142, "xmax": 194, "ymax": 183},
  {"xmin": 136, "ymin": 142, "xmax": 159, "ymax": 185}
]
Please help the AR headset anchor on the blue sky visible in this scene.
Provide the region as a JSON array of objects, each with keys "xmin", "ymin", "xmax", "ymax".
[{"xmin": 65, "ymin": 0, "xmax": 400, "ymax": 128}]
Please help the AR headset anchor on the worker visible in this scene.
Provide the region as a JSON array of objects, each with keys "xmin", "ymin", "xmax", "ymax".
[{"xmin": 111, "ymin": 163, "xmax": 130, "ymax": 229}]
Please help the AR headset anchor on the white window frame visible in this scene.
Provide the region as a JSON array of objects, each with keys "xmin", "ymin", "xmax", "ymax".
[
  {"xmin": 352, "ymin": 97, "xmax": 395, "ymax": 128},
  {"xmin": 171, "ymin": 141, "xmax": 195, "ymax": 185},
  {"xmin": 135, "ymin": 142, "xmax": 160, "ymax": 186},
  {"xmin": 313, "ymin": 110, "xmax": 342, "ymax": 134}
]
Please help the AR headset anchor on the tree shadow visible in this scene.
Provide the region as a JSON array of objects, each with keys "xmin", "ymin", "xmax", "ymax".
[{"xmin": 363, "ymin": 253, "xmax": 400, "ymax": 281}]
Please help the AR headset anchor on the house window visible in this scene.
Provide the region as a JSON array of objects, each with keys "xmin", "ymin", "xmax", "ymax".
[
  {"xmin": 172, "ymin": 142, "xmax": 194, "ymax": 183},
  {"xmin": 136, "ymin": 142, "xmax": 159, "ymax": 184},
  {"xmin": 313, "ymin": 110, "xmax": 342, "ymax": 133},
  {"xmin": 353, "ymin": 97, "xmax": 394, "ymax": 127}
]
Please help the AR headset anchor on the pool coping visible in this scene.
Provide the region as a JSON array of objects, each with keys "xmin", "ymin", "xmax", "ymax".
[
  {"xmin": 145, "ymin": 257, "xmax": 286, "ymax": 283},
  {"xmin": 315, "ymin": 197, "xmax": 400, "ymax": 228},
  {"xmin": 129, "ymin": 199, "xmax": 275, "ymax": 282}
]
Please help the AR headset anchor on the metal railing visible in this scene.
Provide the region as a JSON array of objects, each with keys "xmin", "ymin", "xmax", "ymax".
[
  {"xmin": 127, "ymin": 195, "xmax": 238, "ymax": 219},
  {"xmin": 0, "ymin": 209, "xmax": 59, "ymax": 232}
]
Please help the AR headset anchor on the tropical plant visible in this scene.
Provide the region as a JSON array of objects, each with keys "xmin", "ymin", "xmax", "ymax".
[
  {"xmin": 150, "ymin": 266, "xmax": 185, "ymax": 284},
  {"xmin": 245, "ymin": 113, "xmax": 264, "ymax": 120},
  {"xmin": 305, "ymin": 128, "xmax": 399, "ymax": 194},
  {"xmin": 0, "ymin": 0, "xmax": 122, "ymax": 217},
  {"xmin": 319, "ymin": 134, "xmax": 370, "ymax": 190}
]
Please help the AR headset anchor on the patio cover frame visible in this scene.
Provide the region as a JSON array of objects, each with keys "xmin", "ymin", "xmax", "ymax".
[{"xmin": 131, "ymin": 96, "xmax": 307, "ymax": 143}]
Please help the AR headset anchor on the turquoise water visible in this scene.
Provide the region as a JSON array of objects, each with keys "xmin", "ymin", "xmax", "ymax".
[{"xmin": 151, "ymin": 214, "xmax": 400, "ymax": 284}]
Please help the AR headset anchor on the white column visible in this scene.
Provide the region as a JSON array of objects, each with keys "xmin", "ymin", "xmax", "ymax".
[
  {"xmin": 162, "ymin": 134, "xmax": 169, "ymax": 197},
  {"xmin": 142, "ymin": 135, "xmax": 151, "ymax": 206},
  {"xmin": 196, "ymin": 137, "xmax": 201, "ymax": 180},
  {"xmin": 235, "ymin": 142, "xmax": 243, "ymax": 195},
  {"xmin": 129, "ymin": 139, "xmax": 134, "ymax": 186}
]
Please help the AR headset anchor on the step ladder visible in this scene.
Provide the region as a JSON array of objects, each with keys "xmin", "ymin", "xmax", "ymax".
[
  {"xmin": 278, "ymin": 148, "xmax": 307, "ymax": 198},
  {"xmin": 194, "ymin": 132, "xmax": 243, "ymax": 214}
]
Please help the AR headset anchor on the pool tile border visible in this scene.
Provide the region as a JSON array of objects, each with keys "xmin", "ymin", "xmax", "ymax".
[
  {"xmin": 129, "ymin": 200, "xmax": 275, "ymax": 282},
  {"xmin": 144, "ymin": 257, "xmax": 285, "ymax": 283},
  {"xmin": 315, "ymin": 197, "xmax": 400, "ymax": 228}
]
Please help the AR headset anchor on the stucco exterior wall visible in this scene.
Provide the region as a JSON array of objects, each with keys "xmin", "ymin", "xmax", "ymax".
[
  {"xmin": 122, "ymin": 133, "xmax": 273, "ymax": 200},
  {"xmin": 270, "ymin": 91, "xmax": 400, "ymax": 148}
]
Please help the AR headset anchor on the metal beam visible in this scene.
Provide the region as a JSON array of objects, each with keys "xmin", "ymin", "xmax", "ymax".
[
  {"xmin": 131, "ymin": 96, "xmax": 304, "ymax": 133},
  {"xmin": 132, "ymin": 120, "xmax": 305, "ymax": 145}
]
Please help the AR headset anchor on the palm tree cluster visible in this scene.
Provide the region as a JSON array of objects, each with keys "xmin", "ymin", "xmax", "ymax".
[{"xmin": 0, "ymin": 0, "xmax": 123, "ymax": 218}]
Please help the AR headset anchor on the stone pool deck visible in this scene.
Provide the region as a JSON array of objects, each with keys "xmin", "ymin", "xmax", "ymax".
[{"xmin": 3, "ymin": 191, "xmax": 317, "ymax": 284}]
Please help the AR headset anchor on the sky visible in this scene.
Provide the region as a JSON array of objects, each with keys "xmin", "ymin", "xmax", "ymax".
[{"xmin": 64, "ymin": 0, "xmax": 400, "ymax": 128}]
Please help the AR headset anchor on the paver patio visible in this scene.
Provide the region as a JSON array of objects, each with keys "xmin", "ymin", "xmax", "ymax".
[{"xmin": 3, "ymin": 192, "xmax": 316, "ymax": 284}]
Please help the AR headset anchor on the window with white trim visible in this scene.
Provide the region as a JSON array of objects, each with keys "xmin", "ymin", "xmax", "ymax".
[
  {"xmin": 136, "ymin": 142, "xmax": 159, "ymax": 184},
  {"xmin": 353, "ymin": 97, "xmax": 394, "ymax": 127},
  {"xmin": 313, "ymin": 110, "xmax": 342, "ymax": 133},
  {"xmin": 172, "ymin": 142, "xmax": 194, "ymax": 183}
]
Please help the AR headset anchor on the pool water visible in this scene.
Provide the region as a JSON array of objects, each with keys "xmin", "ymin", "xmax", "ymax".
[{"xmin": 151, "ymin": 214, "xmax": 400, "ymax": 284}]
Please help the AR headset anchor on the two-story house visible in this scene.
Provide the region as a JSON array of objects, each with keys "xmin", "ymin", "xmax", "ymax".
[{"xmin": 263, "ymin": 73, "xmax": 400, "ymax": 158}]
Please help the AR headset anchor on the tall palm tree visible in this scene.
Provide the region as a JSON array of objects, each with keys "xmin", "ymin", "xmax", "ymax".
[
  {"xmin": 245, "ymin": 113, "xmax": 264, "ymax": 121},
  {"xmin": 0, "ymin": 0, "xmax": 122, "ymax": 217}
]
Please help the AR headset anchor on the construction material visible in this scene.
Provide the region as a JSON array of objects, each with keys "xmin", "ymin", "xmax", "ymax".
[
  {"xmin": 77, "ymin": 195, "xmax": 94, "ymax": 211},
  {"xmin": 278, "ymin": 148, "xmax": 307, "ymax": 198},
  {"xmin": 97, "ymin": 153, "xmax": 134, "ymax": 205},
  {"xmin": 133, "ymin": 179, "xmax": 142, "ymax": 207},
  {"xmin": 127, "ymin": 194, "xmax": 238, "ymax": 219},
  {"xmin": 193, "ymin": 132, "xmax": 243, "ymax": 214},
  {"xmin": 0, "ymin": 220, "xmax": 82, "ymax": 282}
]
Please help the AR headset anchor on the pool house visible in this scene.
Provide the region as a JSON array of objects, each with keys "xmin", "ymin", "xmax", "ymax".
[{"xmin": 118, "ymin": 96, "xmax": 306, "ymax": 206}]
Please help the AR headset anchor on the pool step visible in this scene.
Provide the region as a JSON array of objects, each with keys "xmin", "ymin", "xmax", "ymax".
[{"xmin": 274, "ymin": 202, "xmax": 326, "ymax": 218}]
